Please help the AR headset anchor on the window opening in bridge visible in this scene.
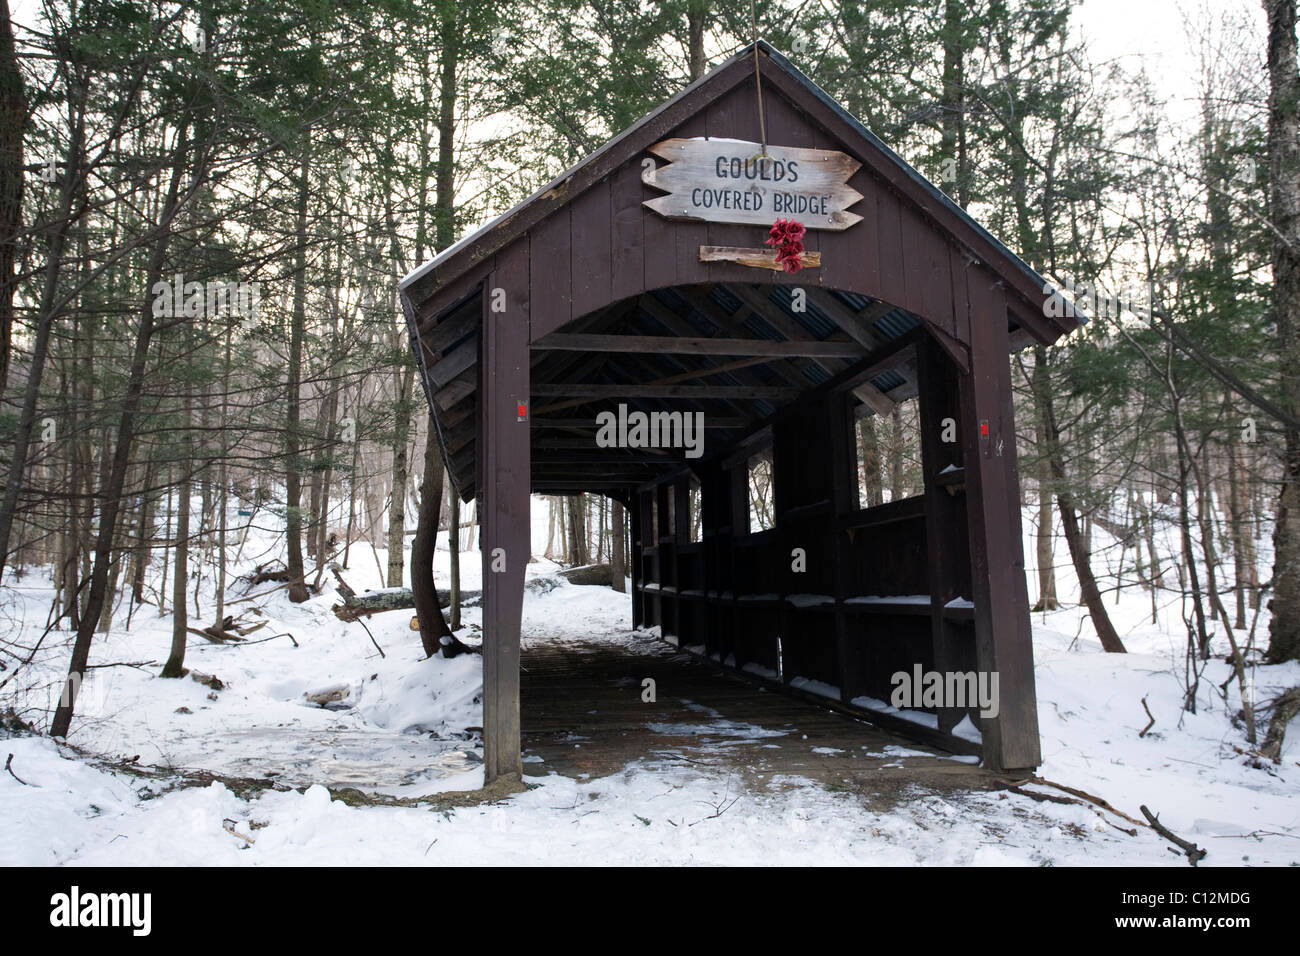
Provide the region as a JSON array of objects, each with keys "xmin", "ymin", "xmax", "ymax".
[
  {"xmin": 689, "ymin": 478, "xmax": 702, "ymax": 542},
  {"xmin": 748, "ymin": 448, "xmax": 775, "ymax": 533},
  {"xmin": 855, "ymin": 396, "xmax": 923, "ymax": 509}
]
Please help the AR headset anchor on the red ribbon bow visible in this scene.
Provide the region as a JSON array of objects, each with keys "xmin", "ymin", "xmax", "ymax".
[{"xmin": 766, "ymin": 218, "xmax": 807, "ymax": 272}]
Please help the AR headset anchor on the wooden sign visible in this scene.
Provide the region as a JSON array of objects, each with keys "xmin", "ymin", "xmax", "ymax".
[
  {"xmin": 642, "ymin": 137, "xmax": 864, "ymax": 230},
  {"xmin": 699, "ymin": 246, "xmax": 822, "ymax": 272}
]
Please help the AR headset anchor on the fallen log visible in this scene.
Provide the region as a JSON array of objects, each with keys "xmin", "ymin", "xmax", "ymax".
[
  {"xmin": 243, "ymin": 561, "xmax": 289, "ymax": 587},
  {"xmin": 557, "ymin": 564, "xmax": 612, "ymax": 587},
  {"xmin": 186, "ymin": 626, "xmax": 246, "ymax": 644},
  {"xmin": 332, "ymin": 586, "xmax": 417, "ymax": 622},
  {"xmin": 1260, "ymin": 686, "xmax": 1300, "ymax": 763},
  {"xmin": 331, "ymin": 565, "xmax": 480, "ymax": 622}
]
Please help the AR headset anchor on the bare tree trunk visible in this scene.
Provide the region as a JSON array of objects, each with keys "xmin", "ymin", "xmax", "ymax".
[
  {"xmin": 1168, "ymin": 357, "xmax": 1212, "ymax": 660},
  {"xmin": 1044, "ymin": 386, "xmax": 1127, "ymax": 653},
  {"xmin": 97, "ymin": 528, "xmax": 122, "ymax": 633},
  {"xmin": 558, "ymin": 496, "xmax": 568, "ymax": 560},
  {"xmin": 544, "ymin": 495, "xmax": 557, "ymax": 558},
  {"xmin": 1031, "ymin": 352, "xmax": 1059, "ymax": 610},
  {"xmin": 449, "ymin": 475, "xmax": 461, "ymax": 629},
  {"xmin": 386, "ymin": 366, "xmax": 414, "ymax": 587},
  {"xmin": 858, "ymin": 417, "xmax": 882, "ymax": 507},
  {"xmin": 131, "ymin": 465, "xmax": 155, "ymax": 606},
  {"xmin": 1224, "ymin": 409, "xmax": 1249, "ymax": 628},
  {"xmin": 611, "ymin": 499, "xmax": 626, "ymax": 593},
  {"xmin": 1240, "ymin": 443, "xmax": 1260, "ymax": 608},
  {"xmin": 51, "ymin": 127, "xmax": 192, "ymax": 736},
  {"xmin": 212, "ymin": 325, "xmax": 232, "ymax": 627},
  {"xmin": 567, "ymin": 494, "xmax": 588, "ymax": 565},
  {"xmin": 888, "ymin": 404, "xmax": 904, "ymax": 499},
  {"xmin": 0, "ymin": 0, "xmax": 24, "ymax": 396},
  {"xmin": 284, "ymin": 141, "xmax": 311, "ymax": 603},
  {"xmin": 1196, "ymin": 438, "xmax": 1233, "ymax": 635},
  {"xmin": 314, "ymin": 382, "xmax": 340, "ymax": 565},
  {"xmin": 158, "ymin": 484, "xmax": 170, "ymax": 616},
  {"xmin": 1265, "ymin": 0, "xmax": 1300, "ymax": 663},
  {"xmin": 685, "ymin": 0, "xmax": 708, "ymax": 81},
  {"xmin": 940, "ymin": 0, "xmax": 970, "ymax": 207},
  {"xmin": 0, "ymin": 84, "xmax": 84, "ymax": 584},
  {"xmin": 342, "ymin": 403, "xmax": 360, "ymax": 570},
  {"xmin": 596, "ymin": 496, "xmax": 606, "ymax": 562},
  {"xmin": 161, "ymin": 452, "xmax": 192, "ymax": 677},
  {"xmin": 411, "ymin": 421, "xmax": 457, "ymax": 658},
  {"xmin": 1142, "ymin": 492, "xmax": 1164, "ymax": 590},
  {"xmin": 466, "ymin": 495, "xmax": 478, "ymax": 552}
]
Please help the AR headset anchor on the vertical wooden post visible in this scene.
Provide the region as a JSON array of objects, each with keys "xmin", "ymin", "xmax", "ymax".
[
  {"xmin": 672, "ymin": 478, "xmax": 690, "ymax": 643},
  {"xmin": 655, "ymin": 482, "xmax": 671, "ymax": 636},
  {"xmin": 698, "ymin": 459, "xmax": 727, "ymax": 659},
  {"xmin": 630, "ymin": 492, "xmax": 644, "ymax": 628},
  {"xmin": 826, "ymin": 392, "xmax": 857, "ymax": 703},
  {"xmin": 917, "ymin": 338, "xmax": 965, "ymax": 734},
  {"xmin": 960, "ymin": 274, "xmax": 1041, "ymax": 772},
  {"xmin": 640, "ymin": 488, "xmax": 659, "ymax": 629},
  {"xmin": 726, "ymin": 459, "xmax": 748, "ymax": 666},
  {"xmin": 479, "ymin": 249, "xmax": 530, "ymax": 785}
]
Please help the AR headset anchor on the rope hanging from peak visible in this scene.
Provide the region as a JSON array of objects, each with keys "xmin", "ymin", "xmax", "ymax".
[{"xmin": 750, "ymin": 1, "xmax": 767, "ymax": 156}]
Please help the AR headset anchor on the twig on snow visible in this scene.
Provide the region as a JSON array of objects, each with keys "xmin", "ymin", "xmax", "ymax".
[
  {"xmin": 356, "ymin": 616, "xmax": 385, "ymax": 658},
  {"xmin": 1140, "ymin": 695, "xmax": 1156, "ymax": 738},
  {"xmin": 5, "ymin": 753, "xmax": 35, "ymax": 786},
  {"xmin": 1140, "ymin": 805, "xmax": 1207, "ymax": 866},
  {"xmin": 222, "ymin": 820, "xmax": 256, "ymax": 845}
]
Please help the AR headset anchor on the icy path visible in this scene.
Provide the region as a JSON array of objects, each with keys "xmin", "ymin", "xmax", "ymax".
[{"xmin": 517, "ymin": 633, "xmax": 990, "ymax": 805}]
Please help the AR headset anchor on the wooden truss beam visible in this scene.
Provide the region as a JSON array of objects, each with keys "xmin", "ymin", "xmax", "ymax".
[{"xmin": 531, "ymin": 332, "xmax": 866, "ymax": 358}]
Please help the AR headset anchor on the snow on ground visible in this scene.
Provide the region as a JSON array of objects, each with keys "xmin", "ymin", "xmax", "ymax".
[{"xmin": 1, "ymin": 496, "xmax": 1297, "ymax": 865}]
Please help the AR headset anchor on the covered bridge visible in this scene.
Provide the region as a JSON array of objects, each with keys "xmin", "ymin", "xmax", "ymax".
[{"xmin": 399, "ymin": 41, "xmax": 1079, "ymax": 784}]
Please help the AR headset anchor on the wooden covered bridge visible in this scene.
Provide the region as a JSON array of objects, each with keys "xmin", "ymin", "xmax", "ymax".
[{"xmin": 399, "ymin": 41, "xmax": 1078, "ymax": 784}]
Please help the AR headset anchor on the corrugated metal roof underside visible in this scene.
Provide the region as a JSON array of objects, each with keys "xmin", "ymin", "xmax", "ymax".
[{"xmin": 420, "ymin": 282, "xmax": 923, "ymax": 498}]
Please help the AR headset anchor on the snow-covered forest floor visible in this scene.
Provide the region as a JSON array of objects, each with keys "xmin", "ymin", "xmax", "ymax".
[{"xmin": 1, "ymin": 500, "xmax": 1297, "ymax": 866}]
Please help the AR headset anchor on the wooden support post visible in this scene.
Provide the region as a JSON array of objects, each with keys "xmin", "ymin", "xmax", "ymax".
[
  {"xmin": 672, "ymin": 478, "xmax": 690, "ymax": 644},
  {"xmin": 827, "ymin": 391, "xmax": 857, "ymax": 703},
  {"xmin": 959, "ymin": 276, "xmax": 1041, "ymax": 772},
  {"xmin": 917, "ymin": 337, "xmax": 966, "ymax": 734},
  {"xmin": 479, "ymin": 252, "xmax": 530, "ymax": 785},
  {"xmin": 698, "ymin": 459, "xmax": 725, "ymax": 658},
  {"xmin": 727, "ymin": 458, "xmax": 748, "ymax": 667},
  {"xmin": 630, "ymin": 494, "xmax": 644, "ymax": 628},
  {"xmin": 656, "ymin": 482, "xmax": 672, "ymax": 637},
  {"xmin": 640, "ymin": 488, "xmax": 659, "ymax": 629}
]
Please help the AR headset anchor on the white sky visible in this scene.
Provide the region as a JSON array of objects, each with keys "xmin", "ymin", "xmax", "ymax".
[
  {"xmin": 7, "ymin": 0, "xmax": 1268, "ymax": 137},
  {"xmin": 1073, "ymin": 0, "xmax": 1268, "ymax": 126}
]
